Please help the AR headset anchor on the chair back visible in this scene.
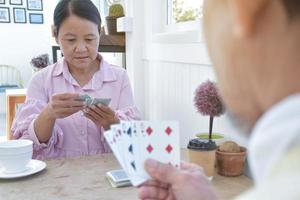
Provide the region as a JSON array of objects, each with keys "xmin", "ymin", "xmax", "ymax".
[{"xmin": 0, "ymin": 65, "xmax": 23, "ymax": 93}]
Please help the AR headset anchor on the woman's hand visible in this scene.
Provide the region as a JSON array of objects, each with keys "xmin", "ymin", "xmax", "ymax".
[
  {"xmin": 46, "ymin": 93, "xmax": 85, "ymax": 119},
  {"xmin": 83, "ymin": 104, "xmax": 120, "ymax": 130},
  {"xmin": 34, "ymin": 93, "xmax": 84, "ymax": 143}
]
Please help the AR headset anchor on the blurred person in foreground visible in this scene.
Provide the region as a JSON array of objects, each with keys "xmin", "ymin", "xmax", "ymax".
[{"xmin": 139, "ymin": 0, "xmax": 300, "ymax": 199}]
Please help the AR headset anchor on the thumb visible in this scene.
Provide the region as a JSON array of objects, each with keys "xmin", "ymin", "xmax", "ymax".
[{"xmin": 144, "ymin": 159, "xmax": 179, "ymax": 184}]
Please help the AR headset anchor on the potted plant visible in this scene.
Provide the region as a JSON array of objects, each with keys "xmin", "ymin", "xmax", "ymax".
[
  {"xmin": 105, "ymin": 3, "xmax": 125, "ymax": 35},
  {"xmin": 187, "ymin": 80, "xmax": 225, "ymax": 179},
  {"xmin": 30, "ymin": 54, "xmax": 50, "ymax": 73},
  {"xmin": 194, "ymin": 80, "xmax": 225, "ymax": 141},
  {"xmin": 216, "ymin": 141, "xmax": 247, "ymax": 176},
  {"xmin": 196, "ymin": 132, "xmax": 225, "ymax": 146}
]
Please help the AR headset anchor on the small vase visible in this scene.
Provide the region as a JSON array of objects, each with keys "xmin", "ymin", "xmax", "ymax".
[
  {"xmin": 216, "ymin": 146, "xmax": 247, "ymax": 176},
  {"xmin": 187, "ymin": 138, "xmax": 217, "ymax": 180}
]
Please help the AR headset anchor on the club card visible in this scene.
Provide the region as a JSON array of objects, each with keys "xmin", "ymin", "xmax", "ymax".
[
  {"xmin": 104, "ymin": 130, "xmax": 124, "ymax": 170},
  {"xmin": 120, "ymin": 121, "xmax": 146, "ymax": 186},
  {"xmin": 110, "ymin": 124, "xmax": 127, "ymax": 171}
]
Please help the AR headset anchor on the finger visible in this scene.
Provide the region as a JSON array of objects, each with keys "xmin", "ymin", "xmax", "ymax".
[
  {"xmin": 143, "ymin": 199, "xmax": 166, "ymax": 200},
  {"xmin": 69, "ymin": 100, "xmax": 85, "ymax": 108},
  {"xmin": 89, "ymin": 105, "xmax": 107, "ymax": 118},
  {"xmin": 180, "ymin": 161, "xmax": 203, "ymax": 171},
  {"xmin": 56, "ymin": 100, "xmax": 84, "ymax": 109},
  {"xmin": 144, "ymin": 159, "xmax": 179, "ymax": 184},
  {"xmin": 143, "ymin": 199, "xmax": 161, "ymax": 200},
  {"xmin": 57, "ymin": 107, "xmax": 83, "ymax": 116},
  {"xmin": 84, "ymin": 112, "xmax": 98, "ymax": 123},
  {"xmin": 96, "ymin": 104, "xmax": 114, "ymax": 115},
  {"xmin": 86, "ymin": 106, "xmax": 105, "ymax": 120},
  {"xmin": 53, "ymin": 93, "xmax": 80, "ymax": 100},
  {"xmin": 166, "ymin": 189, "xmax": 176, "ymax": 200},
  {"xmin": 141, "ymin": 180, "xmax": 169, "ymax": 189},
  {"xmin": 139, "ymin": 186, "xmax": 169, "ymax": 200}
]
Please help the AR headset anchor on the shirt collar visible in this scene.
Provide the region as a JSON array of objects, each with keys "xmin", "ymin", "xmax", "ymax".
[
  {"xmin": 248, "ymin": 93, "xmax": 300, "ymax": 184},
  {"xmin": 52, "ymin": 54, "xmax": 117, "ymax": 89},
  {"xmin": 52, "ymin": 59, "xmax": 64, "ymax": 77}
]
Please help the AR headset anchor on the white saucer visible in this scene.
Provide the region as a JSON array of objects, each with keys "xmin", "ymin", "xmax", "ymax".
[{"xmin": 0, "ymin": 159, "xmax": 46, "ymax": 179}]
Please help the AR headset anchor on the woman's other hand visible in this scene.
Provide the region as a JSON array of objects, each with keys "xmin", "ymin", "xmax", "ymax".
[{"xmin": 83, "ymin": 104, "xmax": 120, "ymax": 130}]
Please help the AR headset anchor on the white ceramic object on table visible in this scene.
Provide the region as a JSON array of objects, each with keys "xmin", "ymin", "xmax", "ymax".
[
  {"xmin": 0, "ymin": 139, "xmax": 33, "ymax": 174},
  {"xmin": 0, "ymin": 159, "xmax": 46, "ymax": 179}
]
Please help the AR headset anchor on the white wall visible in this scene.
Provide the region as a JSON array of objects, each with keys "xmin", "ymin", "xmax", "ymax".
[
  {"xmin": 0, "ymin": 0, "xmax": 103, "ymax": 87},
  {"xmin": 0, "ymin": 0, "xmax": 123, "ymax": 86},
  {"xmin": 0, "ymin": 0, "xmax": 123, "ymax": 114},
  {"xmin": 125, "ymin": 0, "xmax": 236, "ymax": 148},
  {"xmin": 0, "ymin": 1, "xmax": 58, "ymax": 87},
  {"xmin": 143, "ymin": 61, "xmax": 232, "ymax": 147},
  {"xmin": 0, "ymin": 1, "xmax": 57, "ymax": 114}
]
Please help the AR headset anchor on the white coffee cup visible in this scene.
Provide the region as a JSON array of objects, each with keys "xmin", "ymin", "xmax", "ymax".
[{"xmin": 0, "ymin": 139, "xmax": 33, "ymax": 174}]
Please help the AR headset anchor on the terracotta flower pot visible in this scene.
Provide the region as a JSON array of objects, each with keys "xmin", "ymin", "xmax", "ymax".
[{"xmin": 216, "ymin": 146, "xmax": 247, "ymax": 177}]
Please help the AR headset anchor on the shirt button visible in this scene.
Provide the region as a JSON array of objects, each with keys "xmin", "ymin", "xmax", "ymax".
[{"xmin": 81, "ymin": 131, "xmax": 85, "ymax": 135}]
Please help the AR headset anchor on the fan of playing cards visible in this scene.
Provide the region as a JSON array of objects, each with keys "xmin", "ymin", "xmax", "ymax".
[
  {"xmin": 75, "ymin": 94, "xmax": 111, "ymax": 107},
  {"xmin": 104, "ymin": 121, "xmax": 180, "ymax": 186}
]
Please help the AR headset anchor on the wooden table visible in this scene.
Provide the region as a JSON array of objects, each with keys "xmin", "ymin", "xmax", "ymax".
[
  {"xmin": 6, "ymin": 89, "xmax": 26, "ymax": 140},
  {"xmin": 0, "ymin": 151, "xmax": 253, "ymax": 200}
]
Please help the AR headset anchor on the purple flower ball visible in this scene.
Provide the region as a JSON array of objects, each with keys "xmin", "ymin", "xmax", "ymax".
[
  {"xmin": 194, "ymin": 80, "xmax": 225, "ymax": 117},
  {"xmin": 30, "ymin": 54, "xmax": 50, "ymax": 69}
]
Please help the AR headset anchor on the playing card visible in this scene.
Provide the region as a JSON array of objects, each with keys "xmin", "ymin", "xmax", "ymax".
[
  {"xmin": 91, "ymin": 98, "xmax": 111, "ymax": 106},
  {"xmin": 120, "ymin": 121, "xmax": 146, "ymax": 186},
  {"xmin": 137, "ymin": 121, "xmax": 180, "ymax": 179},
  {"xmin": 75, "ymin": 94, "xmax": 90, "ymax": 101},
  {"xmin": 105, "ymin": 121, "xmax": 180, "ymax": 187},
  {"xmin": 106, "ymin": 169, "xmax": 132, "ymax": 188},
  {"xmin": 110, "ymin": 124, "xmax": 127, "ymax": 171},
  {"xmin": 75, "ymin": 94, "xmax": 111, "ymax": 106},
  {"xmin": 131, "ymin": 121, "xmax": 143, "ymax": 177},
  {"xmin": 103, "ymin": 130, "xmax": 124, "ymax": 169}
]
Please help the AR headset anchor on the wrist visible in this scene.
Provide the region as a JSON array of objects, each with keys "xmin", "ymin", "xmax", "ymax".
[
  {"xmin": 43, "ymin": 104, "xmax": 56, "ymax": 121},
  {"xmin": 114, "ymin": 112, "xmax": 120, "ymax": 124}
]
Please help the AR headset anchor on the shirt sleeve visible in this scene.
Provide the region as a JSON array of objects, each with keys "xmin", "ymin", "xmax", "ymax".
[
  {"xmin": 115, "ymin": 71, "xmax": 141, "ymax": 121},
  {"xmin": 11, "ymin": 71, "xmax": 64, "ymax": 160}
]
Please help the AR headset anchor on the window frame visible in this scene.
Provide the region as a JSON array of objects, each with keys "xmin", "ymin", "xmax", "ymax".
[{"xmin": 152, "ymin": 0, "xmax": 204, "ymax": 44}]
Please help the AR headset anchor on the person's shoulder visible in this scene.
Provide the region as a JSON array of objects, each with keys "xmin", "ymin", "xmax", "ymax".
[
  {"xmin": 235, "ymin": 146, "xmax": 300, "ymax": 200},
  {"xmin": 32, "ymin": 62, "xmax": 61, "ymax": 79},
  {"xmin": 271, "ymin": 146, "xmax": 300, "ymax": 173},
  {"xmin": 103, "ymin": 61, "xmax": 128, "ymax": 82},
  {"xmin": 106, "ymin": 63, "xmax": 126, "ymax": 75}
]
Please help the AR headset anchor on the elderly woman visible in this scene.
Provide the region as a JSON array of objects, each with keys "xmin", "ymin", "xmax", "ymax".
[{"xmin": 12, "ymin": 0, "xmax": 140, "ymax": 160}]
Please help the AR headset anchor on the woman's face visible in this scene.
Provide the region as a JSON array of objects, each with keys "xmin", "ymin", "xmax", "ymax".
[{"xmin": 56, "ymin": 14, "xmax": 100, "ymax": 70}]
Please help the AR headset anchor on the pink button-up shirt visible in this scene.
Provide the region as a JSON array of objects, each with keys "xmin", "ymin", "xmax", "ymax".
[{"xmin": 11, "ymin": 55, "xmax": 140, "ymax": 160}]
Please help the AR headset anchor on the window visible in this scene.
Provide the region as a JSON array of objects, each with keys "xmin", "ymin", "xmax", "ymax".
[
  {"xmin": 99, "ymin": 0, "xmax": 110, "ymax": 21},
  {"xmin": 168, "ymin": 0, "xmax": 203, "ymax": 24}
]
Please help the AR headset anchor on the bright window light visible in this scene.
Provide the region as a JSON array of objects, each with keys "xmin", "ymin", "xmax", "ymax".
[{"xmin": 168, "ymin": 0, "xmax": 203, "ymax": 24}]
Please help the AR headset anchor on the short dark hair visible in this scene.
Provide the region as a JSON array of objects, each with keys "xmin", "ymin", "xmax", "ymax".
[
  {"xmin": 283, "ymin": 0, "xmax": 300, "ymax": 20},
  {"xmin": 53, "ymin": 0, "xmax": 101, "ymax": 36}
]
